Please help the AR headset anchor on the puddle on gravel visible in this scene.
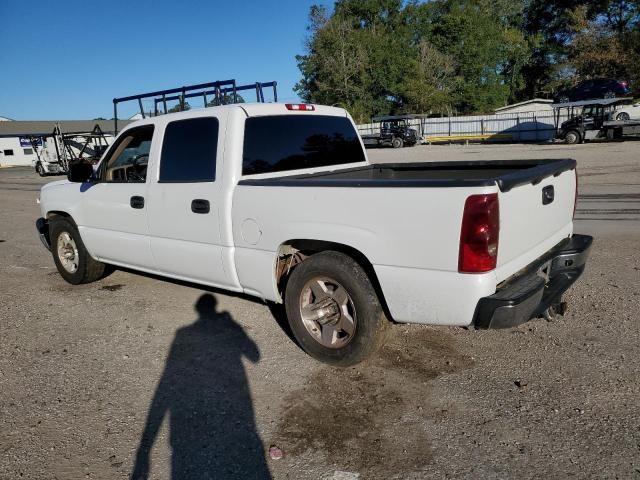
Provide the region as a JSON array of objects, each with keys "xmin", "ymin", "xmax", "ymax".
[
  {"xmin": 274, "ymin": 327, "xmax": 474, "ymax": 477},
  {"xmin": 100, "ymin": 284, "xmax": 125, "ymax": 292}
]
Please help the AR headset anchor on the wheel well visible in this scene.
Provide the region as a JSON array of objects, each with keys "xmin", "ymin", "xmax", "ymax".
[
  {"xmin": 275, "ymin": 239, "xmax": 391, "ymax": 317},
  {"xmin": 47, "ymin": 211, "xmax": 71, "ymax": 220}
]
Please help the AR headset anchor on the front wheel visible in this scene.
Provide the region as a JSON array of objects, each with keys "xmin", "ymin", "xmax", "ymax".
[
  {"xmin": 391, "ymin": 137, "xmax": 403, "ymax": 148},
  {"xmin": 284, "ymin": 251, "xmax": 388, "ymax": 366},
  {"xmin": 35, "ymin": 163, "xmax": 46, "ymax": 177},
  {"xmin": 50, "ymin": 217, "xmax": 106, "ymax": 284},
  {"xmin": 617, "ymin": 112, "xmax": 630, "ymax": 121},
  {"xmin": 564, "ymin": 130, "xmax": 581, "ymax": 144}
]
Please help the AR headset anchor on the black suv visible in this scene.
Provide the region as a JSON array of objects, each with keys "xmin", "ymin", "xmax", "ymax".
[{"xmin": 554, "ymin": 78, "xmax": 631, "ymax": 103}]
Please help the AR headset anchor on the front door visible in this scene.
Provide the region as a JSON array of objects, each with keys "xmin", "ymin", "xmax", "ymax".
[
  {"xmin": 146, "ymin": 115, "xmax": 235, "ymax": 288},
  {"xmin": 78, "ymin": 124, "xmax": 155, "ymax": 269}
]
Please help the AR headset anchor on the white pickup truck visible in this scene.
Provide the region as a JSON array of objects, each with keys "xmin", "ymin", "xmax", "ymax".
[{"xmin": 36, "ymin": 103, "xmax": 592, "ymax": 365}]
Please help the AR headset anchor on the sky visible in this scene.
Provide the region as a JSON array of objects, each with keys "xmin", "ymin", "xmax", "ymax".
[{"xmin": 0, "ymin": 0, "xmax": 333, "ymax": 120}]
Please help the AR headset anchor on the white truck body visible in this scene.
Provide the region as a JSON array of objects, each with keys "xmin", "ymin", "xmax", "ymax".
[{"xmin": 38, "ymin": 103, "xmax": 591, "ymax": 360}]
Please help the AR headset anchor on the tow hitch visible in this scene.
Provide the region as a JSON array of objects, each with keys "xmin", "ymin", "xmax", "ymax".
[{"xmin": 542, "ymin": 300, "xmax": 568, "ymax": 321}]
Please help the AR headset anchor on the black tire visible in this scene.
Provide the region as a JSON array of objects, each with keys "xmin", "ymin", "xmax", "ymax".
[
  {"xmin": 284, "ymin": 251, "xmax": 388, "ymax": 367},
  {"xmin": 391, "ymin": 137, "xmax": 403, "ymax": 149},
  {"xmin": 36, "ymin": 163, "xmax": 46, "ymax": 177},
  {"xmin": 604, "ymin": 91, "xmax": 616, "ymax": 99},
  {"xmin": 617, "ymin": 112, "xmax": 630, "ymax": 121},
  {"xmin": 50, "ymin": 216, "xmax": 105, "ymax": 285},
  {"xmin": 556, "ymin": 95, "xmax": 570, "ymax": 104},
  {"xmin": 564, "ymin": 130, "xmax": 581, "ymax": 145}
]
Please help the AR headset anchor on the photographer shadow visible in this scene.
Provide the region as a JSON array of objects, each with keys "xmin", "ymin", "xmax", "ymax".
[{"xmin": 131, "ymin": 293, "xmax": 271, "ymax": 479}]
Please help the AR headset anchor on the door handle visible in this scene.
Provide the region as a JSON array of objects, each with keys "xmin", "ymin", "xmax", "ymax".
[
  {"xmin": 191, "ymin": 199, "xmax": 210, "ymax": 214},
  {"xmin": 130, "ymin": 196, "xmax": 145, "ymax": 209}
]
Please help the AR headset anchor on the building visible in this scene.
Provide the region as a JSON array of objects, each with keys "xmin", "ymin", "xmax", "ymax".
[
  {"xmin": 0, "ymin": 119, "xmax": 123, "ymax": 167},
  {"xmin": 494, "ymin": 99, "xmax": 554, "ymax": 114}
]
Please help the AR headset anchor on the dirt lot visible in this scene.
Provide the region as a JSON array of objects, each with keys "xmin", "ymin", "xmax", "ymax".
[{"xmin": 1, "ymin": 141, "xmax": 639, "ymax": 479}]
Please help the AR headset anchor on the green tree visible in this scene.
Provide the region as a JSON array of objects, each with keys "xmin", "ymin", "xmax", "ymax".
[
  {"xmin": 295, "ymin": 0, "xmax": 639, "ymax": 119},
  {"xmin": 566, "ymin": 5, "xmax": 631, "ymax": 80},
  {"xmin": 295, "ymin": 1, "xmax": 411, "ymax": 122},
  {"xmin": 403, "ymin": 39, "xmax": 457, "ymax": 114},
  {"xmin": 167, "ymin": 101, "xmax": 190, "ymax": 113},
  {"xmin": 207, "ymin": 93, "xmax": 245, "ymax": 107}
]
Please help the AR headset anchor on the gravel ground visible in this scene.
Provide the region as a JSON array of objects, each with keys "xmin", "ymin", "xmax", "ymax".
[{"xmin": 1, "ymin": 140, "xmax": 639, "ymax": 479}]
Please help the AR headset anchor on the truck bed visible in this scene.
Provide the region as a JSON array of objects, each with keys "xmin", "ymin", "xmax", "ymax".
[{"xmin": 239, "ymin": 159, "xmax": 576, "ymax": 193}]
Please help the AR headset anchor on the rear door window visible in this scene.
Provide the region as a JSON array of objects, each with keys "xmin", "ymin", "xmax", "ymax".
[
  {"xmin": 242, "ymin": 115, "xmax": 365, "ymax": 175},
  {"xmin": 159, "ymin": 117, "xmax": 219, "ymax": 182}
]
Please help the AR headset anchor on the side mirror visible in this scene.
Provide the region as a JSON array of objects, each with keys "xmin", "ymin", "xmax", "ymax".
[{"xmin": 67, "ymin": 162, "xmax": 94, "ymax": 183}]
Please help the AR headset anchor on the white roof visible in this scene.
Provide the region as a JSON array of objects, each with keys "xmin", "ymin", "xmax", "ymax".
[{"xmin": 495, "ymin": 98, "xmax": 553, "ymax": 113}]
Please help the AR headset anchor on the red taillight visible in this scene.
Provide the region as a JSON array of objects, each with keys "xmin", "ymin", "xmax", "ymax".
[
  {"xmin": 458, "ymin": 193, "xmax": 499, "ymax": 273},
  {"xmin": 285, "ymin": 103, "xmax": 315, "ymax": 111},
  {"xmin": 573, "ymin": 168, "xmax": 579, "ymax": 218}
]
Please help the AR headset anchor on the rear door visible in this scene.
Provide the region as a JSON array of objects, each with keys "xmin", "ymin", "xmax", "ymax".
[
  {"xmin": 494, "ymin": 168, "xmax": 577, "ymax": 283},
  {"xmin": 146, "ymin": 114, "xmax": 236, "ymax": 288}
]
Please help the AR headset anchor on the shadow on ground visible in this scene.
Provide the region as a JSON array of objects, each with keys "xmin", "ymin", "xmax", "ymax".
[{"xmin": 130, "ymin": 293, "xmax": 271, "ymax": 480}]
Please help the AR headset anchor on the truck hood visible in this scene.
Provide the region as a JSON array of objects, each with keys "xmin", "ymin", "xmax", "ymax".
[{"xmin": 41, "ymin": 179, "xmax": 70, "ymax": 192}]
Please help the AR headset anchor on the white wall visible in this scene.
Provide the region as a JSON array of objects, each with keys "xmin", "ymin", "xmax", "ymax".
[
  {"xmin": 357, "ymin": 109, "xmax": 568, "ymax": 142},
  {"xmin": 0, "ymin": 137, "xmax": 39, "ymax": 166}
]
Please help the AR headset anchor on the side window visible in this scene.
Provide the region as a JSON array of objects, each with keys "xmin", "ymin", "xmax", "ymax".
[
  {"xmin": 159, "ymin": 117, "xmax": 218, "ymax": 182},
  {"xmin": 101, "ymin": 125, "xmax": 154, "ymax": 183}
]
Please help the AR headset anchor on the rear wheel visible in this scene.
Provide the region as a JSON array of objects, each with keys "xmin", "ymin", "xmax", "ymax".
[
  {"xmin": 557, "ymin": 95, "xmax": 570, "ymax": 104},
  {"xmin": 35, "ymin": 163, "xmax": 46, "ymax": 177},
  {"xmin": 284, "ymin": 251, "xmax": 388, "ymax": 366},
  {"xmin": 617, "ymin": 112, "xmax": 630, "ymax": 121},
  {"xmin": 604, "ymin": 90, "xmax": 616, "ymax": 99},
  {"xmin": 564, "ymin": 130, "xmax": 581, "ymax": 145},
  {"xmin": 50, "ymin": 217, "xmax": 106, "ymax": 284},
  {"xmin": 391, "ymin": 137, "xmax": 403, "ymax": 148}
]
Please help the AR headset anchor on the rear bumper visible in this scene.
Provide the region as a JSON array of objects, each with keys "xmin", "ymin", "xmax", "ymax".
[
  {"xmin": 36, "ymin": 217, "xmax": 51, "ymax": 251},
  {"xmin": 474, "ymin": 234, "xmax": 593, "ymax": 329}
]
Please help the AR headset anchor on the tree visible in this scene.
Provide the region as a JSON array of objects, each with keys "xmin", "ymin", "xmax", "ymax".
[
  {"xmin": 207, "ymin": 93, "xmax": 245, "ymax": 107},
  {"xmin": 294, "ymin": 0, "xmax": 639, "ymax": 121},
  {"xmin": 403, "ymin": 40, "xmax": 457, "ymax": 114},
  {"xmin": 566, "ymin": 5, "xmax": 631, "ymax": 80},
  {"xmin": 167, "ymin": 101, "xmax": 190, "ymax": 113}
]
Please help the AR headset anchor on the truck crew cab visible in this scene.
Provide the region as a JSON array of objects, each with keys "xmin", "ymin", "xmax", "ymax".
[{"xmin": 37, "ymin": 97, "xmax": 592, "ymax": 366}]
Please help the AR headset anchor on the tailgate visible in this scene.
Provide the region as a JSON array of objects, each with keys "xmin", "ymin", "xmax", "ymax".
[{"xmin": 495, "ymin": 168, "xmax": 576, "ymax": 283}]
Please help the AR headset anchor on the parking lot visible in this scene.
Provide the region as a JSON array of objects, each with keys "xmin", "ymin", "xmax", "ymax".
[{"xmin": 1, "ymin": 141, "xmax": 639, "ymax": 479}]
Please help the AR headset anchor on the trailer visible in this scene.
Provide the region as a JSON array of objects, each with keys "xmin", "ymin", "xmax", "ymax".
[
  {"xmin": 34, "ymin": 124, "xmax": 111, "ymax": 176},
  {"xmin": 553, "ymin": 97, "xmax": 640, "ymax": 144},
  {"xmin": 32, "ymin": 124, "xmax": 111, "ymax": 176}
]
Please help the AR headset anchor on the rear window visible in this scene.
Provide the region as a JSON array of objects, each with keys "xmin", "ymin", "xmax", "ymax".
[
  {"xmin": 160, "ymin": 117, "xmax": 218, "ymax": 182},
  {"xmin": 242, "ymin": 115, "xmax": 365, "ymax": 175}
]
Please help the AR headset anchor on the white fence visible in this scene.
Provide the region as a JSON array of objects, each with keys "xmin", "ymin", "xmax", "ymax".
[{"xmin": 357, "ymin": 110, "xmax": 571, "ymax": 143}]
